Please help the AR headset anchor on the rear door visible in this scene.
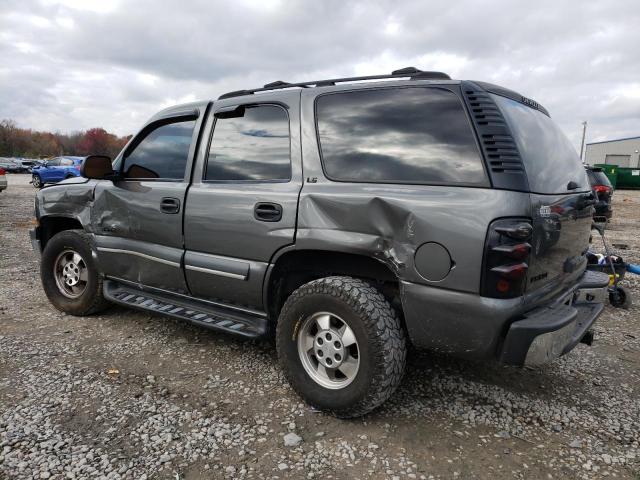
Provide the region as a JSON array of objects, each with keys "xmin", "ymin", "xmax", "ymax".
[
  {"xmin": 58, "ymin": 157, "xmax": 75, "ymax": 179},
  {"xmin": 92, "ymin": 110, "xmax": 204, "ymax": 294},
  {"xmin": 183, "ymin": 90, "xmax": 302, "ymax": 311},
  {"xmin": 492, "ymin": 94, "xmax": 593, "ymax": 293}
]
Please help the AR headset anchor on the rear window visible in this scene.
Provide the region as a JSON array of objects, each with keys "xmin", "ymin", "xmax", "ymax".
[
  {"xmin": 587, "ymin": 169, "xmax": 612, "ymax": 188},
  {"xmin": 316, "ymin": 87, "xmax": 487, "ymax": 185},
  {"xmin": 492, "ymin": 94, "xmax": 589, "ymax": 194}
]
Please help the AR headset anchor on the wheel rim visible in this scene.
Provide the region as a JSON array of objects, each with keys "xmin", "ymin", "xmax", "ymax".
[
  {"xmin": 33, "ymin": 176, "xmax": 41, "ymax": 187},
  {"xmin": 297, "ymin": 311, "xmax": 360, "ymax": 390},
  {"xmin": 53, "ymin": 249, "xmax": 88, "ymax": 299}
]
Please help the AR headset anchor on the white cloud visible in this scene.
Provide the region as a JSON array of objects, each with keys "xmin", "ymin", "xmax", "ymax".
[{"xmin": 0, "ymin": 0, "xmax": 637, "ymax": 151}]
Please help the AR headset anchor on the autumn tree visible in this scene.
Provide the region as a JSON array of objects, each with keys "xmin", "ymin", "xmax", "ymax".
[{"xmin": 0, "ymin": 120, "xmax": 129, "ymax": 159}]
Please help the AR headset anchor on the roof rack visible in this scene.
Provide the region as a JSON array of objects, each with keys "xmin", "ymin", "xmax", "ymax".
[{"xmin": 218, "ymin": 67, "xmax": 451, "ymax": 100}]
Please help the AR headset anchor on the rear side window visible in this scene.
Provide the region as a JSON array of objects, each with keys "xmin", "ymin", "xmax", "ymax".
[
  {"xmin": 205, "ymin": 105, "xmax": 290, "ymax": 182},
  {"xmin": 492, "ymin": 95, "xmax": 589, "ymax": 194},
  {"xmin": 123, "ymin": 120, "xmax": 196, "ymax": 180},
  {"xmin": 60, "ymin": 158, "xmax": 74, "ymax": 166},
  {"xmin": 316, "ymin": 87, "xmax": 487, "ymax": 185}
]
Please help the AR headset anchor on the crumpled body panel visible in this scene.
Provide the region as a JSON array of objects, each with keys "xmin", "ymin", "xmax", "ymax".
[
  {"xmin": 296, "ymin": 183, "xmax": 531, "ymax": 293},
  {"xmin": 37, "ymin": 179, "xmax": 95, "ymax": 229}
]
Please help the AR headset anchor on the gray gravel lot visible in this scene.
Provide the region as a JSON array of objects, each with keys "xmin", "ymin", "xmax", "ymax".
[{"xmin": 1, "ymin": 173, "xmax": 639, "ymax": 479}]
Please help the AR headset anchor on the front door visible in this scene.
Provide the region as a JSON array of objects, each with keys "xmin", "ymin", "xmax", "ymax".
[
  {"xmin": 92, "ymin": 112, "xmax": 203, "ymax": 293},
  {"xmin": 183, "ymin": 90, "xmax": 302, "ymax": 311}
]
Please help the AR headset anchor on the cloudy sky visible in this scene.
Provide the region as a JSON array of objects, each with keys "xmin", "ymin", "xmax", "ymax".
[{"xmin": 1, "ymin": 0, "xmax": 639, "ymax": 150}]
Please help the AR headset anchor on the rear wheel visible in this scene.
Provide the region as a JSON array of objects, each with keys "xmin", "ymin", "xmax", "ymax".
[
  {"xmin": 40, "ymin": 230, "xmax": 110, "ymax": 315},
  {"xmin": 32, "ymin": 174, "xmax": 42, "ymax": 188},
  {"xmin": 276, "ymin": 276, "xmax": 406, "ymax": 418}
]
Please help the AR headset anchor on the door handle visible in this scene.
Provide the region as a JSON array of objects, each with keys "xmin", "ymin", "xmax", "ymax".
[
  {"xmin": 160, "ymin": 197, "xmax": 180, "ymax": 214},
  {"xmin": 254, "ymin": 202, "xmax": 283, "ymax": 222}
]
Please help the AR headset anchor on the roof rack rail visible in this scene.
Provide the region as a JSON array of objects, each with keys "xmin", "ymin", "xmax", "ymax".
[{"xmin": 218, "ymin": 67, "xmax": 451, "ymax": 100}]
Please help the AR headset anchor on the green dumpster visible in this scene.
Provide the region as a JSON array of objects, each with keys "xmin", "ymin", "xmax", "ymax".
[
  {"xmin": 616, "ymin": 167, "xmax": 640, "ymax": 189},
  {"xmin": 594, "ymin": 164, "xmax": 618, "ymax": 189}
]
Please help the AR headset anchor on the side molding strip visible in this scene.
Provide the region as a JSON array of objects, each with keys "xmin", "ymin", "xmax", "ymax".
[
  {"xmin": 185, "ymin": 264, "xmax": 247, "ymax": 281},
  {"xmin": 97, "ymin": 247, "xmax": 181, "ymax": 268}
]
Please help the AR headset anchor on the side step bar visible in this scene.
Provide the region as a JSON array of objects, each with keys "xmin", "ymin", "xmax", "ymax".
[{"xmin": 103, "ymin": 279, "xmax": 267, "ymax": 338}]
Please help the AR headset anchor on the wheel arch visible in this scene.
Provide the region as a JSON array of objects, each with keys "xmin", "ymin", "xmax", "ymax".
[
  {"xmin": 39, "ymin": 215, "xmax": 86, "ymax": 250},
  {"xmin": 264, "ymin": 248, "xmax": 403, "ymax": 324}
]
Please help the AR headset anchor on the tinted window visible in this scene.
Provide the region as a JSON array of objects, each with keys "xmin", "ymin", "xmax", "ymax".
[
  {"xmin": 587, "ymin": 169, "xmax": 612, "ymax": 188},
  {"xmin": 492, "ymin": 95, "xmax": 589, "ymax": 194},
  {"xmin": 316, "ymin": 87, "xmax": 486, "ymax": 185},
  {"xmin": 123, "ymin": 120, "xmax": 196, "ymax": 180},
  {"xmin": 205, "ymin": 105, "xmax": 290, "ymax": 181}
]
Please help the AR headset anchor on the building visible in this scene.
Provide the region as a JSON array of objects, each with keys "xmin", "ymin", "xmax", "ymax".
[{"xmin": 585, "ymin": 136, "xmax": 640, "ymax": 168}]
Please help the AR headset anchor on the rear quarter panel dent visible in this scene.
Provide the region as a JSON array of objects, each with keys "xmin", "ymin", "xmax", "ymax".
[{"xmin": 296, "ymin": 185, "xmax": 531, "ymax": 293}]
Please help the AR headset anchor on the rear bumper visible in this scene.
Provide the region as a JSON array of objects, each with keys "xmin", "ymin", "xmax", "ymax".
[
  {"xmin": 400, "ymin": 270, "xmax": 610, "ymax": 364},
  {"xmin": 499, "ymin": 301, "xmax": 603, "ymax": 365}
]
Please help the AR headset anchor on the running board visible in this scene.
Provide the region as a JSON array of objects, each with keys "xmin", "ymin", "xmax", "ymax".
[{"xmin": 103, "ymin": 279, "xmax": 267, "ymax": 338}]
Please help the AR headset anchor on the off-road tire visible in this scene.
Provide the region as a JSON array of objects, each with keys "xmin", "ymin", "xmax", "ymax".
[
  {"xmin": 276, "ymin": 276, "xmax": 406, "ymax": 418},
  {"xmin": 40, "ymin": 229, "xmax": 110, "ymax": 316}
]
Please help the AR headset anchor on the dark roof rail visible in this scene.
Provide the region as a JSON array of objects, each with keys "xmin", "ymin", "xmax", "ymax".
[{"xmin": 218, "ymin": 67, "xmax": 451, "ymax": 100}]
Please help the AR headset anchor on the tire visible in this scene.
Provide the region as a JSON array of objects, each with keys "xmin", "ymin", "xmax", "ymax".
[
  {"xmin": 40, "ymin": 230, "xmax": 110, "ymax": 316},
  {"xmin": 609, "ymin": 286, "xmax": 632, "ymax": 310},
  {"xmin": 32, "ymin": 174, "xmax": 42, "ymax": 189},
  {"xmin": 276, "ymin": 276, "xmax": 406, "ymax": 418}
]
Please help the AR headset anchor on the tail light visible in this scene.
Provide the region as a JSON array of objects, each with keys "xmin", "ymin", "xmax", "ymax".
[
  {"xmin": 593, "ymin": 184, "xmax": 611, "ymax": 198},
  {"xmin": 0, "ymin": 168, "xmax": 5, "ymax": 175},
  {"xmin": 481, "ymin": 218, "xmax": 532, "ymax": 298}
]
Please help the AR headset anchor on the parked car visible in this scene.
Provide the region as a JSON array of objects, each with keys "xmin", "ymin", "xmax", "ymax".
[
  {"xmin": 30, "ymin": 68, "xmax": 609, "ymax": 417},
  {"xmin": 0, "ymin": 159, "xmax": 21, "ymax": 173},
  {"xmin": 585, "ymin": 165, "xmax": 613, "ymax": 222},
  {"xmin": 31, "ymin": 156, "xmax": 84, "ymax": 188},
  {"xmin": 0, "ymin": 166, "xmax": 7, "ymax": 192},
  {"xmin": 11, "ymin": 158, "xmax": 36, "ymax": 173}
]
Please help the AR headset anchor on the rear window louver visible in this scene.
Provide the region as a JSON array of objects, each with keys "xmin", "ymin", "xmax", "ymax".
[{"xmin": 461, "ymin": 82, "xmax": 529, "ymax": 191}]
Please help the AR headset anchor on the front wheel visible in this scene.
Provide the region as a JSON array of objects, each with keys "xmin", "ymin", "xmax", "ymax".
[
  {"xmin": 40, "ymin": 230, "xmax": 110, "ymax": 316},
  {"xmin": 32, "ymin": 174, "xmax": 42, "ymax": 188},
  {"xmin": 276, "ymin": 276, "xmax": 406, "ymax": 418}
]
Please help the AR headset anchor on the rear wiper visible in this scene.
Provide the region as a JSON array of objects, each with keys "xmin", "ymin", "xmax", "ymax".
[{"xmin": 567, "ymin": 181, "xmax": 580, "ymax": 190}]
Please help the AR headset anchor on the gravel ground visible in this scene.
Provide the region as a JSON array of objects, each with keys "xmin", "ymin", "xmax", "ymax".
[{"xmin": 1, "ymin": 173, "xmax": 639, "ymax": 479}]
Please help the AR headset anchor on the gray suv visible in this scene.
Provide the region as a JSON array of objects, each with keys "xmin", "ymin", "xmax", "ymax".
[{"xmin": 30, "ymin": 67, "xmax": 609, "ymax": 417}]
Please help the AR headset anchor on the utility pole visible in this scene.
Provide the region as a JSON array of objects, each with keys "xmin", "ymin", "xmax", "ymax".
[{"xmin": 579, "ymin": 121, "xmax": 588, "ymax": 163}]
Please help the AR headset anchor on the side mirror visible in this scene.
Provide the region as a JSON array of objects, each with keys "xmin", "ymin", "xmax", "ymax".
[{"xmin": 81, "ymin": 155, "xmax": 117, "ymax": 180}]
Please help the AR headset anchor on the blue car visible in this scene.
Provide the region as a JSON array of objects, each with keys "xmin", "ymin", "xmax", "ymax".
[{"xmin": 32, "ymin": 156, "xmax": 84, "ymax": 188}]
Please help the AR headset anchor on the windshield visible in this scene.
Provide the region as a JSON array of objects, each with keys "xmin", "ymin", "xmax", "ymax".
[{"xmin": 492, "ymin": 94, "xmax": 589, "ymax": 194}]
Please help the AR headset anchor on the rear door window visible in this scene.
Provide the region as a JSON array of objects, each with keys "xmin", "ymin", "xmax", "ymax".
[
  {"xmin": 315, "ymin": 87, "xmax": 487, "ymax": 185},
  {"xmin": 492, "ymin": 94, "xmax": 589, "ymax": 194},
  {"xmin": 205, "ymin": 105, "xmax": 291, "ymax": 182}
]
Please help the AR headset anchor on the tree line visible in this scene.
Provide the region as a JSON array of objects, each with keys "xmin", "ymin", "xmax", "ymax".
[{"xmin": 0, "ymin": 119, "xmax": 131, "ymax": 159}]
